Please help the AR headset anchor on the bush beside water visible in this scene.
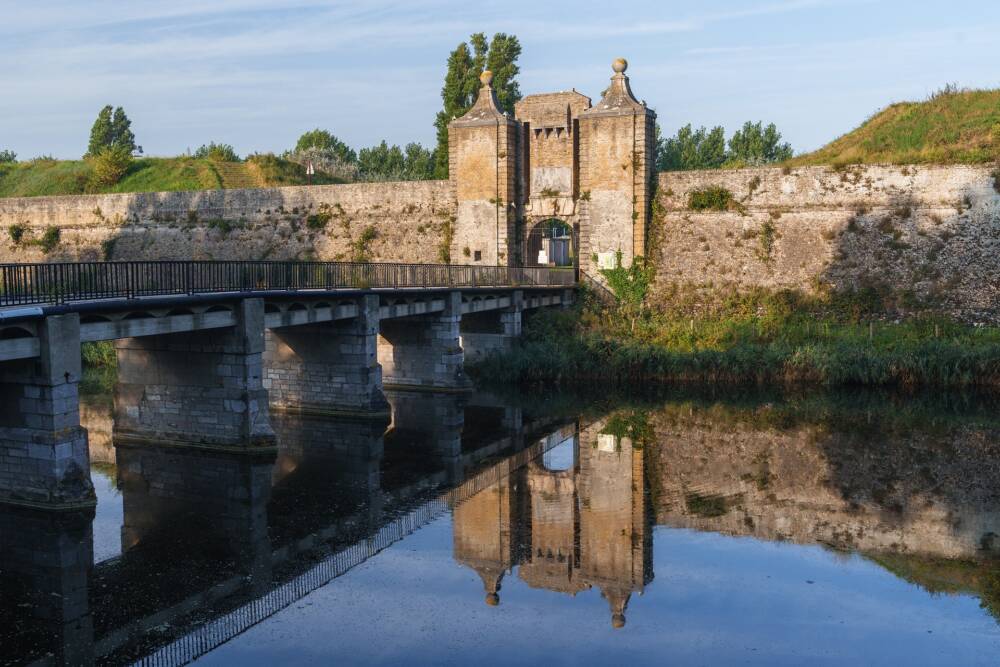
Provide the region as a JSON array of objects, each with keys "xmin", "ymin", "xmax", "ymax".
[{"xmin": 471, "ymin": 287, "xmax": 1000, "ymax": 390}]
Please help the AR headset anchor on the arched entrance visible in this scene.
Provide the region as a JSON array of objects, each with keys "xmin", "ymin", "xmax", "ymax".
[{"xmin": 524, "ymin": 219, "xmax": 575, "ymax": 268}]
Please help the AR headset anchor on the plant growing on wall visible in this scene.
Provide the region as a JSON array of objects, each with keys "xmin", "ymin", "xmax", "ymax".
[
  {"xmin": 38, "ymin": 226, "xmax": 60, "ymax": 254},
  {"xmin": 7, "ymin": 224, "xmax": 26, "ymax": 245},
  {"xmin": 688, "ymin": 186, "xmax": 736, "ymax": 212},
  {"xmin": 351, "ymin": 225, "xmax": 377, "ymax": 262},
  {"xmin": 599, "ymin": 250, "xmax": 654, "ymax": 332}
]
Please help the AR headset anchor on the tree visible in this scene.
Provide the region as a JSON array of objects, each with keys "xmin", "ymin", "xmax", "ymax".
[
  {"xmin": 656, "ymin": 123, "xmax": 727, "ymax": 171},
  {"xmin": 727, "ymin": 121, "xmax": 793, "ymax": 166},
  {"xmin": 86, "ymin": 106, "xmax": 114, "ymax": 157},
  {"xmin": 294, "ymin": 129, "xmax": 356, "ymax": 164},
  {"xmin": 0, "ymin": 150, "xmax": 16, "ymax": 164},
  {"xmin": 86, "ymin": 105, "xmax": 138, "ymax": 157},
  {"xmin": 111, "ymin": 107, "xmax": 138, "ymax": 154},
  {"xmin": 433, "ymin": 32, "xmax": 522, "ymax": 178},
  {"xmin": 357, "ymin": 141, "xmax": 436, "ymax": 181}
]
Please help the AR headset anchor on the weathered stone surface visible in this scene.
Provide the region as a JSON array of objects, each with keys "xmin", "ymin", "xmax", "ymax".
[
  {"xmin": 0, "ymin": 180, "xmax": 456, "ymax": 264},
  {"xmin": 0, "ymin": 314, "xmax": 94, "ymax": 509},
  {"xmin": 114, "ymin": 299, "xmax": 275, "ymax": 448},
  {"xmin": 655, "ymin": 165, "xmax": 1000, "ymax": 321},
  {"xmin": 264, "ymin": 295, "xmax": 389, "ymax": 417}
]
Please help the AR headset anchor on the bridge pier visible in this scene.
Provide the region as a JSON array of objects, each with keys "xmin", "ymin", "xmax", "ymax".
[
  {"xmin": 0, "ymin": 314, "xmax": 94, "ymax": 510},
  {"xmin": 114, "ymin": 299, "xmax": 275, "ymax": 450},
  {"xmin": 461, "ymin": 290, "xmax": 523, "ymax": 363},
  {"xmin": 378, "ymin": 291, "xmax": 472, "ymax": 392},
  {"xmin": 263, "ymin": 295, "xmax": 389, "ymax": 419}
]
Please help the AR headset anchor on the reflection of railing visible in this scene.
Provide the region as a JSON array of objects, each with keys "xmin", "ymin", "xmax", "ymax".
[
  {"xmin": 134, "ymin": 425, "xmax": 573, "ymax": 667},
  {"xmin": 0, "ymin": 261, "xmax": 577, "ymax": 307}
]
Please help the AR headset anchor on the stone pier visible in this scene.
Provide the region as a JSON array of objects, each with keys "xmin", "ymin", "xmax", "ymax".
[
  {"xmin": 378, "ymin": 291, "xmax": 472, "ymax": 391},
  {"xmin": 263, "ymin": 295, "xmax": 388, "ymax": 419},
  {"xmin": 114, "ymin": 299, "xmax": 275, "ymax": 449},
  {"xmin": 460, "ymin": 290, "xmax": 523, "ymax": 363},
  {"xmin": 0, "ymin": 314, "xmax": 94, "ymax": 509}
]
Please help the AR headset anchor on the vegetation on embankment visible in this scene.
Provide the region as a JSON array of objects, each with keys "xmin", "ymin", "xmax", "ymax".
[
  {"xmin": 0, "ymin": 154, "xmax": 345, "ymax": 198},
  {"xmin": 787, "ymin": 87, "xmax": 1000, "ymax": 167},
  {"xmin": 470, "ymin": 285, "xmax": 1000, "ymax": 390}
]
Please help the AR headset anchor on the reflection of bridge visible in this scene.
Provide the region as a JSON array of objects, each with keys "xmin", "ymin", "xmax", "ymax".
[
  {"xmin": 0, "ymin": 260, "xmax": 574, "ymax": 510},
  {"xmin": 0, "ymin": 390, "xmax": 579, "ymax": 666}
]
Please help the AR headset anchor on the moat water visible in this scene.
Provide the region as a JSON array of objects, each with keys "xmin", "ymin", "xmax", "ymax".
[{"xmin": 4, "ymin": 384, "xmax": 1000, "ymax": 665}]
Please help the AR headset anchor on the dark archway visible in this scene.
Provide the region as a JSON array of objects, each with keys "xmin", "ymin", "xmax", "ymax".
[{"xmin": 524, "ymin": 219, "xmax": 575, "ymax": 268}]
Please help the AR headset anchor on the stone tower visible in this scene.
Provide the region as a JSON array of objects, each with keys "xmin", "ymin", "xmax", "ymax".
[
  {"xmin": 449, "ymin": 59, "xmax": 656, "ymax": 273},
  {"xmin": 448, "ymin": 70, "xmax": 521, "ymax": 266},
  {"xmin": 577, "ymin": 58, "xmax": 656, "ymax": 269}
]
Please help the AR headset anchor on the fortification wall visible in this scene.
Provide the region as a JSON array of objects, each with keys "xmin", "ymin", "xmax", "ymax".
[
  {"xmin": 0, "ymin": 180, "xmax": 457, "ymax": 264},
  {"xmin": 654, "ymin": 165, "xmax": 1000, "ymax": 321}
]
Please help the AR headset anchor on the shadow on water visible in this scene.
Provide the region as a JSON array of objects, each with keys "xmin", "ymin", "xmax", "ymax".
[{"xmin": 5, "ymin": 382, "xmax": 1000, "ymax": 664}]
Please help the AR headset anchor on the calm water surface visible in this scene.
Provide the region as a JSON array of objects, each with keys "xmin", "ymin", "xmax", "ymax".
[{"xmin": 4, "ymin": 385, "xmax": 1000, "ymax": 666}]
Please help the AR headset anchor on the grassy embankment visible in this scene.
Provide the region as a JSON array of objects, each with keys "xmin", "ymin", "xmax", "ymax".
[
  {"xmin": 471, "ymin": 286, "xmax": 1000, "ymax": 390},
  {"xmin": 0, "ymin": 154, "xmax": 344, "ymax": 198},
  {"xmin": 786, "ymin": 87, "xmax": 1000, "ymax": 167}
]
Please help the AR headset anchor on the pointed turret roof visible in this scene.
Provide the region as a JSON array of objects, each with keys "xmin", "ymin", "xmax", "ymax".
[
  {"xmin": 450, "ymin": 70, "xmax": 517, "ymax": 127},
  {"xmin": 581, "ymin": 58, "xmax": 653, "ymax": 118}
]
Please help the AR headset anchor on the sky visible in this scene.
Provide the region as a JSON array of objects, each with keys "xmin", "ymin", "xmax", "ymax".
[{"xmin": 3, "ymin": 0, "xmax": 999, "ymax": 160}]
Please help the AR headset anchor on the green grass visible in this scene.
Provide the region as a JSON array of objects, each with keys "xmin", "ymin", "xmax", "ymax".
[
  {"xmin": 471, "ymin": 287, "xmax": 1000, "ymax": 390},
  {"xmin": 0, "ymin": 155, "xmax": 346, "ymax": 198},
  {"xmin": 788, "ymin": 88, "xmax": 1000, "ymax": 166}
]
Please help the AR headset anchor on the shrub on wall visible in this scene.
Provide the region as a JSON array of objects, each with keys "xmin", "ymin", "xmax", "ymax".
[
  {"xmin": 8, "ymin": 224, "xmax": 26, "ymax": 245},
  {"xmin": 38, "ymin": 226, "xmax": 60, "ymax": 254},
  {"xmin": 688, "ymin": 186, "xmax": 736, "ymax": 212}
]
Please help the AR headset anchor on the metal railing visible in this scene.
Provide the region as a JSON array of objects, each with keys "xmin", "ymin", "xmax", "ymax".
[{"xmin": 0, "ymin": 261, "xmax": 576, "ymax": 307}]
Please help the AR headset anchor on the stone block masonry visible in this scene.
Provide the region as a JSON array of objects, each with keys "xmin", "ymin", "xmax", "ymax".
[
  {"xmin": 0, "ymin": 314, "xmax": 94, "ymax": 509},
  {"xmin": 114, "ymin": 299, "xmax": 276, "ymax": 449},
  {"xmin": 378, "ymin": 291, "xmax": 473, "ymax": 392},
  {"xmin": 263, "ymin": 295, "xmax": 389, "ymax": 418},
  {"xmin": 655, "ymin": 165, "xmax": 1000, "ymax": 322},
  {"xmin": 0, "ymin": 180, "xmax": 457, "ymax": 264}
]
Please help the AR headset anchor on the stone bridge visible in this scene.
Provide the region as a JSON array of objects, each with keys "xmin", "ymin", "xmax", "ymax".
[{"xmin": 0, "ymin": 260, "xmax": 575, "ymax": 510}]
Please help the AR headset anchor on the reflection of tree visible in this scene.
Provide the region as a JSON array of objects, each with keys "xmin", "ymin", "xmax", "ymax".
[{"xmin": 868, "ymin": 552, "xmax": 1000, "ymax": 624}]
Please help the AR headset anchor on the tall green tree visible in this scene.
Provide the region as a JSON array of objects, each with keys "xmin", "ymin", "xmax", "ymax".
[
  {"xmin": 433, "ymin": 32, "xmax": 522, "ymax": 178},
  {"xmin": 727, "ymin": 121, "xmax": 793, "ymax": 166},
  {"xmin": 656, "ymin": 123, "xmax": 727, "ymax": 171},
  {"xmin": 294, "ymin": 129, "xmax": 357, "ymax": 164},
  {"xmin": 86, "ymin": 105, "xmax": 138, "ymax": 156},
  {"xmin": 86, "ymin": 106, "xmax": 114, "ymax": 157}
]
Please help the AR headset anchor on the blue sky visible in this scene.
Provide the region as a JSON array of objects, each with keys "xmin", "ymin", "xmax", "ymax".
[{"xmin": 3, "ymin": 0, "xmax": 999, "ymax": 159}]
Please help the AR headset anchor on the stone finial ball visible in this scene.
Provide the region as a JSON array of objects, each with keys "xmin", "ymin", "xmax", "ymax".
[
  {"xmin": 612, "ymin": 613, "xmax": 626, "ymax": 629},
  {"xmin": 480, "ymin": 70, "xmax": 494, "ymax": 86},
  {"xmin": 486, "ymin": 593, "xmax": 500, "ymax": 606},
  {"xmin": 612, "ymin": 58, "xmax": 628, "ymax": 74}
]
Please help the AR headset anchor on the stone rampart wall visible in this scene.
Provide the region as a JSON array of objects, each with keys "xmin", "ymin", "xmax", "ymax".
[
  {"xmin": 655, "ymin": 165, "xmax": 1000, "ymax": 321},
  {"xmin": 0, "ymin": 180, "xmax": 457, "ymax": 264}
]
